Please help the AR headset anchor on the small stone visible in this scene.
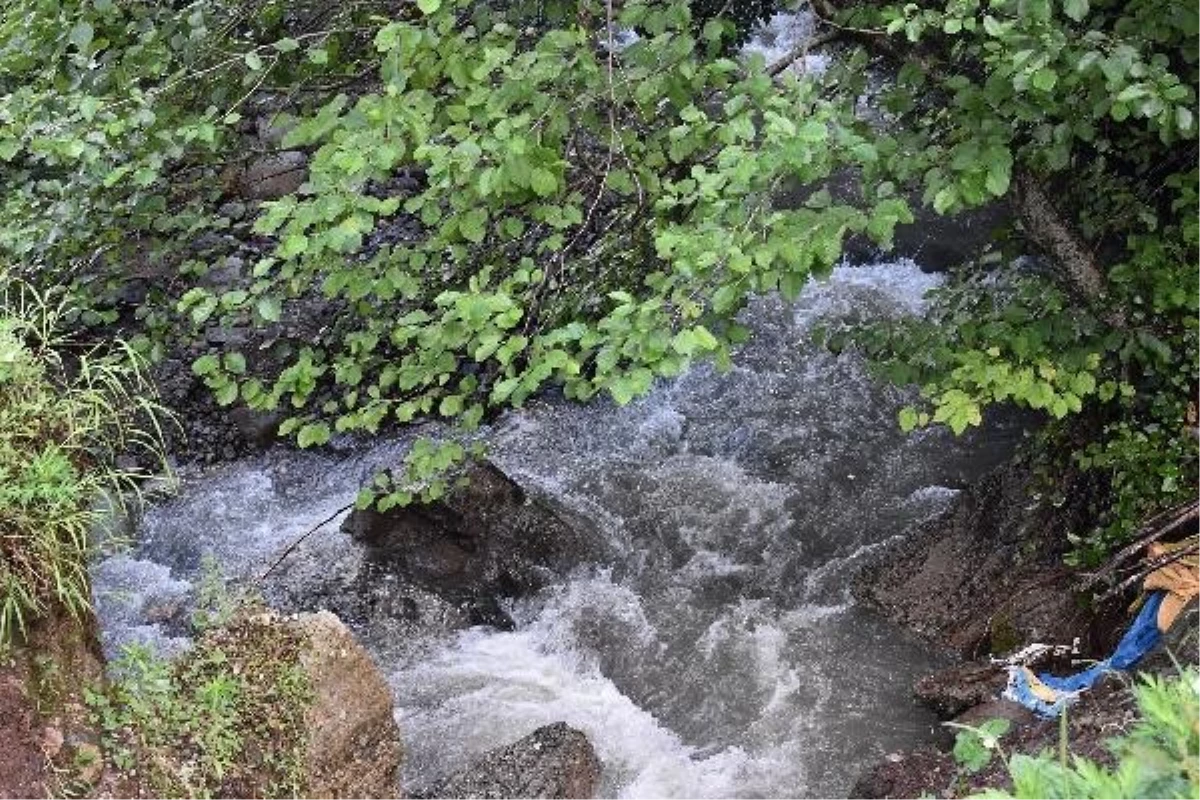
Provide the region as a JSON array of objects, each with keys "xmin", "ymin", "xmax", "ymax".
[
  {"xmin": 218, "ymin": 201, "xmax": 247, "ymax": 221},
  {"xmin": 41, "ymin": 727, "xmax": 64, "ymax": 758}
]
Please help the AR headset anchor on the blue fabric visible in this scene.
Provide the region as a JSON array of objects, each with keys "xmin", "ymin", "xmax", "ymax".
[
  {"xmin": 1003, "ymin": 666, "xmax": 1079, "ymax": 718},
  {"xmin": 1003, "ymin": 591, "xmax": 1167, "ymax": 718},
  {"xmin": 1107, "ymin": 590, "xmax": 1165, "ymax": 670}
]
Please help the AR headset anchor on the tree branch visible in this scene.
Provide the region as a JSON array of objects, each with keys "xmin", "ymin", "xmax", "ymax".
[{"xmin": 1012, "ymin": 170, "xmax": 1123, "ymax": 325}]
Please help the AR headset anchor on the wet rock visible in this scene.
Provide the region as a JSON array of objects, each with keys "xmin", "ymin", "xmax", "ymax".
[
  {"xmin": 777, "ymin": 168, "xmax": 1012, "ymax": 271},
  {"xmin": 238, "ymin": 151, "xmax": 308, "ymax": 200},
  {"xmin": 913, "ymin": 660, "xmax": 1008, "ymax": 719},
  {"xmin": 229, "ymin": 405, "xmax": 282, "ymax": 448},
  {"xmin": 856, "ymin": 462, "xmax": 1099, "ymax": 658},
  {"xmin": 844, "ymin": 200, "xmax": 1013, "ymax": 272},
  {"xmin": 417, "ymin": 723, "xmax": 602, "ymax": 799},
  {"xmin": 292, "ymin": 610, "xmax": 404, "ymax": 798},
  {"xmin": 342, "ymin": 460, "xmax": 602, "ymax": 619}
]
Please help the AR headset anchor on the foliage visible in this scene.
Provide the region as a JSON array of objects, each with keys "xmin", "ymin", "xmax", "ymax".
[
  {"xmin": 963, "ymin": 668, "xmax": 1199, "ymax": 799},
  {"xmin": 0, "ymin": 278, "xmax": 168, "ymax": 645},
  {"xmin": 0, "ymin": 0, "xmax": 1194, "ymax": 546},
  {"xmin": 951, "ymin": 717, "xmax": 1013, "ymax": 773},
  {"xmin": 87, "ymin": 611, "xmax": 313, "ymax": 798},
  {"xmin": 0, "ymin": 0, "xmax": 391, "ymax": 338},
  {"xmin": 181, "ymin": 0, "xmax": 907, "ymax": 506},
  {"xmin": 820, "ymin": 0, "xmax": 1198, "ymax": 559}
]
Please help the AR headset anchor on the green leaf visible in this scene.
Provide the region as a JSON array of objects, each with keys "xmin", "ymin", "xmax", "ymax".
[
  {"xmin": 244, "ymin": 51, "xmax": 264, "ymax": 71},
  {"xmin": 1062, "ymin": 0, "xmax": 1088, "ymax": 22},
  {"xmin": 1176, "ymin": 106, "xmax": 1195, "ymax": 132},
  {"xmin": 215, "ymin": 381, "xmax": 239, "ymax": 406},
  {"xmin": 297, "ymin": 422, "xmax": 332, "ymax": 448},
  {"xmin": 1031, "ymin": 68, "xmax": 1058, "ymax": 91},
  {"xmin": 417, "ymin": 0, "xmax": 442, "ymax": 14},
  {"xmin": 68, "ymin": 22, "xmax": 94, "ymax": 50},
  {"xmin": 986, "ymin": 157, "xmax": 1012, "ymax": 197},
  {"xmin": 459, "ymin": 208, "xmax": 488, "ymax": 243},
  {"xmin": 898, "ymin": 406, "xmax": 919, "ymax": 432},
  {"xmin": 256, "ymin": 296, "xmax": 282, "ymax": 323},
  {"xmin": 223, "ymin": 352, "xmax": 247, "ymax": 375},
  {"xmin": 530, "ymin": 168, "xmax": 558, "ymax": 197}
]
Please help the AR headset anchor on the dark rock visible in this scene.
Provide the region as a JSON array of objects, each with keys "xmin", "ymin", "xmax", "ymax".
[
  {"xmin": 342, "ymin": 460, "xmax": 602, "ymax": 619},
  {"xmin": 200, "ymin": 254, "xmax": 247, "ymax": 289},
  {"xmin": 776, "ymin": 167, "xmax": 1012, "ymax": 271},
  {"xmin": 205, "ymin": 325, "xmax": 250, "ymax": 347},
  {"xmin": 238, "ymin": 151, "xmax": 308, "ymax": 200},
  {"xmin": 218, "ymin": 201, "xmax": 247, "ymax": 221},
  {"xmin": 417, "ymin": 723, "xmax": 602, "ymax": 799},
  {"xmin": 844, "ymin": 200, "xmax": 1013, "ymax": 272},
  {"xmin": 954, "ymin": 698, "xmax": 1037, "ymax": 729},
  {"xmin": 913, "ymin": 661, "xmax": 1008, "ymax": 719},
  {"xmin": 115, "ymin": 278, "xmax": 149, "ymax": 306},
  {"xmin": 229, "ymin": 406, "xmax": 282, "ymax": 448}
]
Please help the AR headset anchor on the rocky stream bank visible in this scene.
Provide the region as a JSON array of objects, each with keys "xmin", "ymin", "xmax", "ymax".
[{"xmin": 852, "ymin": 459, "xmax": 1198, "ymax": 799}]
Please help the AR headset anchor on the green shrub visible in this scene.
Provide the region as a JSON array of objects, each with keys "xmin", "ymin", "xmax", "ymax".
[
  {"xmin": 0, "ymin": 278, "xmax": 169, "ymax": 644},
  {"xmin": 87, "ymin": 613, "xmax": 313, "ymax": 798},
  {"xmin": 960, "ymin": 668, "xmax": 1200, "ymax": 799}
]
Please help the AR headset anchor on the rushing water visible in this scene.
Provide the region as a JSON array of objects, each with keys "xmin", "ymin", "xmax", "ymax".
[{"xmin": 92, "ymin": 260, "xmax": 1025, "ymax": 798}]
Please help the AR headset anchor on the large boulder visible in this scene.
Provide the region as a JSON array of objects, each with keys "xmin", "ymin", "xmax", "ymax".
[
  {"xmin": 341, "ymin": 460, "xmax": 602, "ymax": 626},
  {"xmin": 292, "ymin": 610, "xmax": 404, "ymax": 798},
  {"xmin": 416, "ymin": 723, "xmax": 602, "ymax": 799}
]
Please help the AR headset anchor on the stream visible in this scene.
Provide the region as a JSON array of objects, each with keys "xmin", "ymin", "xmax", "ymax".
[{"xmin": 91, "ymin": 258, "xmax": 1026, "ymax": 798}]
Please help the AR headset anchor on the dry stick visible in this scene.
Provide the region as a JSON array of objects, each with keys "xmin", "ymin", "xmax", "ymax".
[
  {"xmin": 1095, "ymin": 541, "xmax": 1199, "ymax": 605},
  {"xmin": 1081, "ymin": 500, "xmax": 1200, "ymax": 590},
  {"xmin": 257, "ymin": 501, "xmax": 353, "ymax": 583},
  {"xmin": 767, "ymin": 30, "xmax": 843, "ymax": 77}
]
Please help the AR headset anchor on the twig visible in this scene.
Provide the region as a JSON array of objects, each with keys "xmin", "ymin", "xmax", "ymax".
[
  {"xmin": 1081, "ymin": 500, "xmax": 1199, "ymax": 589},
  {"xmin": 767, "ymin": 30, "xmax": 843, "ymax": 77},
  {"xmin": 1095, "ymin": 541, "xmax": 1199, "ymax": 604},
  {"xmin": 257, "ymin": 501, "xmax": 353, "ymax": 582}
]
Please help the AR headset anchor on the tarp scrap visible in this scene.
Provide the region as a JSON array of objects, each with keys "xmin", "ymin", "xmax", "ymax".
[
  {"xmin": 1002, "ymin": 541, "xmax": 1197, "ymax": 719},
  {"xmin": 1003, "ymin": 592, "xmax": 1166, "ymax": 718},
  {"xmin": 1143, "ymin": 540, "xmax": 1199, "ymax": 631}
]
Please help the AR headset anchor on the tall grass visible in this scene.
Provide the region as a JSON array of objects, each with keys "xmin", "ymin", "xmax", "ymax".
[{"xmin": 0, "ymin": 277, "xmax": 172, "ymax": 645}]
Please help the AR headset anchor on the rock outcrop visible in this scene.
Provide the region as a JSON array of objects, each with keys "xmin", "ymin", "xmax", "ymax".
[
  {"xmin": 1, "ymin": 606, "xmax": 403, "ymax": 799},
  {"xmin": 856, "ymin": 462, "xmax": 1103, "ymax": 658},
  {"xmin": 0, "ymin": 607, "xmax": 106, "ymax": 798},
  {"xmin": 852, "ymin": 456, "xmax": 1199, "ymax": 797},
  {"xmin": 341, "ymin": 460, "xmax": 603, "ymax": 628},
  {"xmin": 416, "ymin": 723, "xmax": 602, "ymax": 799}
]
